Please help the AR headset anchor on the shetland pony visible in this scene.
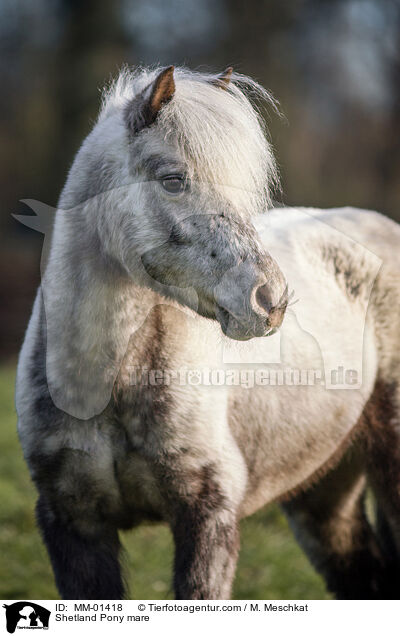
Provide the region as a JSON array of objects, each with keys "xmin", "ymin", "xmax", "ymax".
[{"xmin": 16, "ymin": 66, "xmax": 400, "ymax": 599}]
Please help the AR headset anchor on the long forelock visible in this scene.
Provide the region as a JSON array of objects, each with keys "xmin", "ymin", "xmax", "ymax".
[{"xmin": 99, "ymin": 66, "xmax": 280, "ymax": 213}]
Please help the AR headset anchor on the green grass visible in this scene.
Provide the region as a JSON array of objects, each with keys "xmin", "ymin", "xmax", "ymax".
[{"xmin": 0, "ymin": 363, "xmax": 329, "ymax": 599}]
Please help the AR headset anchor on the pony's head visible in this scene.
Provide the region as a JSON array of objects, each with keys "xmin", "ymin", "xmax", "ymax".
[{"xmin": 60, "ymin": 65, "xmax": 288, "ymax": 340}]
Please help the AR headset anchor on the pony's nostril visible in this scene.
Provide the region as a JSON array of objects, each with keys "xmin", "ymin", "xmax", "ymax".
[
  {"xmin": 254, "ymin": 283, "xmax": 288, "ymax": 329},
  {"xmin": 255, "ymin": 283, "xmax": 274, "ymax": 314}
]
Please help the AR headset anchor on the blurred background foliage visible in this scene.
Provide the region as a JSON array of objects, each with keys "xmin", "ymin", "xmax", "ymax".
[
  {"xmin": 0, "ymin": 0, "xmax": 399, "ymax": 598},
  {"xmin": 1, "ymin": 0, "xmax": 400, "ymax": 357},
  {"xmin": 0, "ymin": 0, "xmax": 400, "ymax": 356}
]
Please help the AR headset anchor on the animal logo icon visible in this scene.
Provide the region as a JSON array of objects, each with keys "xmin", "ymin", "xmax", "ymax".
[{"xmin": 3, "ymin": 602, "xmax": 50, "ymax": 634}]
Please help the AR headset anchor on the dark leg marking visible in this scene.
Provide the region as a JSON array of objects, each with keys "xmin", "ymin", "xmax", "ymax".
[
  {"xmin": 362, "ymin": 378, "xmax": 400, "ymax": 589},
  {"xmin": 172, "ymin": 509, "xmax": 239, "ymax": 600},
  {"xmin": 282, "ymin": 446, "xmax": 396, "ymax": 599},
  {"xmin": 161, "ymin": 464, "xmax": 240, "ymax": 599},
  {"xmin": 36, "ymin": 496, "xmax": 125, "ymax": 600}
]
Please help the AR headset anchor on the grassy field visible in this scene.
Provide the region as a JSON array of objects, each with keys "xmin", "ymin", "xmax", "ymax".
[{"xmin": 0, "ymin": 363, "xmax": 330, "ymax": 600}]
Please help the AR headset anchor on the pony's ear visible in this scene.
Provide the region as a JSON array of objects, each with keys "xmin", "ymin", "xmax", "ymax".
[
  {"xmin": 125, "ymin": 66, "xmax": 175, "ymax": 134},
  {"xmin": 212, "ymin": 66, "xmax": 233, "ymax": 89}
]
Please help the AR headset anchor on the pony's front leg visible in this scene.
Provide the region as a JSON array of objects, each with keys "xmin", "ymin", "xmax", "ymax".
[
  {"xmin": 171, "ymin": 506, "xmax": 240, "ymax": 600},
  {"xmin": 36, "ymin": 495, "xmax": 124, "ymax": 600}
]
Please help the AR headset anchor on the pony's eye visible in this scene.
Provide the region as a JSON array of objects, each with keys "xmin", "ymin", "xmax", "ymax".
[{"xmin": 161, "ymin": 175, "xmax": 187, "ymax": 195}]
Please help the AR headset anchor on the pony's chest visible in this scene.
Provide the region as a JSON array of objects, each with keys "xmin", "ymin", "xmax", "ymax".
[
  {"xmin": 115, "ymin": 381, "xmax": 173, "ymax": 452},
  {"xmin": 112, "ymin": 382, "xmax": 246, "ymax": 519},
  {"xmin": 110, "ymin": 404, "xmax": 167, "ymax": 519}
]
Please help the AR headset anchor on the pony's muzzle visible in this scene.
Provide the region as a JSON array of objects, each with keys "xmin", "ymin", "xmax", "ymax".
[
  {"xmin": 253, "ymin": 281, "xmax": 289, "ymax": 330},
  {"xmin": 214, "ymin": 264, "xmax": 288, "ymax": 341}
]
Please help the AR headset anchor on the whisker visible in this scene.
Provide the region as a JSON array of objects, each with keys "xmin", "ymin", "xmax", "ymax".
[{"xmin": 276, "ymin": 288, "xmax": 299, "ymax": 309}]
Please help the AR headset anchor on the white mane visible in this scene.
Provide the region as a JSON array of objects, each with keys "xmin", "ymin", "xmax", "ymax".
[{"xmin": 99, "ymin": 66, "xmax": 280, "ymax": 212}]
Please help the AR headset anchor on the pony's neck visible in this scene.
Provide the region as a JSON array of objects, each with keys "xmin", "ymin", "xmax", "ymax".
[{"xmin": 42, "ymin": 220, "xmax": 159, "ymax": 419}]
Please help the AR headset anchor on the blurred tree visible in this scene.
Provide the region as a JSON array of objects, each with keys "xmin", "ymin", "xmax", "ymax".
[
  {"xmin": 0, "ymin": 0, "xmax": 131, "ymax": 357},
  {"xmin": 375, "ymin": 0, "xmax": 400, "ymax": 217},
  {"xmin": 49, "ymin": 0, "xmax": 131, "ymax": 198}
]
